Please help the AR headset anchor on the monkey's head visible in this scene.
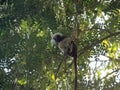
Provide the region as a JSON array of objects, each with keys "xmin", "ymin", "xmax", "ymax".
[
  {"xmin": 51, "ymin": 32, "xmax": 66, "ymax": 45},
  {"xmin": 51, "ymin": 32, "xmax": 77, "ymax": 58}
]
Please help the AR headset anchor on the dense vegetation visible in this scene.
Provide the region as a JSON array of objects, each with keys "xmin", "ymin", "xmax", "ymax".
[{"xmin": 0, "ymin": 0, "xmax": 120, "ymax": 90}]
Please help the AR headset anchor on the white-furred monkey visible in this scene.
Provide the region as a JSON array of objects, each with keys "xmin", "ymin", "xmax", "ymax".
[{"xmin": 51, "ymin": 32, "xmax": 77, "ymax": 90}]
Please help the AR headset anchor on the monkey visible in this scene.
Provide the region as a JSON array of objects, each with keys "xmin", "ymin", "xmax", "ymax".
[{"xmin": 51, "ymin": 32, "xmax": 77, "ymax": 90}]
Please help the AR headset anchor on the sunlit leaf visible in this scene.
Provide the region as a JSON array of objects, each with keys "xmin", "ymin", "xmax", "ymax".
[
  {"xmin": 21, "ymin": 20, "xmax": 28, "ymax": 30},
  {"xmin": 51, "ymin": 73, "xmax": 55, "ymax": 81},
  {"xmin": 36, "ymin": 31, "xmax": 45, "ymax": 37},
  {"xmin": 108, "ymin": 47, "xmax": 112, "ymax": 52},
  {"xmin": 102, "ymin": 40, "xmax": 110, "ymax": 47},
  {"xmin": 112, "ymin": 43, "xmax": 118, "ymax": 52},
  {"xmin": 109, "ymin": 53, "xmax": 115, "ymax": 59},
  {"xmin": 18, "ymin": 79, "xmax": 27, "ymax": 85},
  {"xmin": 113, "ymin": 46, "xmax": 117, "ymax": 52}
]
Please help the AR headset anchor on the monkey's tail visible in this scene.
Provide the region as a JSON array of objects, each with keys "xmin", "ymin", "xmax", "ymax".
[{"xmin": 74, "ymin": 56, "xmax": 77, "ymax": 90}]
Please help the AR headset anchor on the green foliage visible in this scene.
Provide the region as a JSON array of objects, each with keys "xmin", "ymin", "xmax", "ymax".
[{"xmin": 0, "ymin": 0, "xmax": 120, "ymax": 90}]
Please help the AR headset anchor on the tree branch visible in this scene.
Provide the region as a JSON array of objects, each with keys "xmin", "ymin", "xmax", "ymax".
[
  {"xmin": 78, "ymin": 32, "xmax": 120, "ymax": 56},
  {"xmin": 100, "ymin": 67, "xmax": 120, "ymax": 81}
]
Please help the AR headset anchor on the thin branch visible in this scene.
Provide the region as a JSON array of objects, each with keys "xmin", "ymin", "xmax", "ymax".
[
  {"xmin": 100, "ymin": 67, "xmax": 120, "ymax": 81},
  {"xmin": 55, "ymin": 58, "xmax": 64, "ymax": 79},
  {"xmin": 55, "ymin": 56, "xmax": 67, "ymax": 79},
  {"xmin": 78, "ymin": 32, "xmax": 120, "ymax": 56}
]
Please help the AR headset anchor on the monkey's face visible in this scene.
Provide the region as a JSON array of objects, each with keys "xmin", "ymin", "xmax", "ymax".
[{"xmin": 51, "ymin": 32, "xmax": 63, "ymax": 45}]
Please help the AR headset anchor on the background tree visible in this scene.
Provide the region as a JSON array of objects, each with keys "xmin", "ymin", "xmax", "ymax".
[{"xmin": 0, "ymin": 0, "xmax": 120, "ymax": 90}]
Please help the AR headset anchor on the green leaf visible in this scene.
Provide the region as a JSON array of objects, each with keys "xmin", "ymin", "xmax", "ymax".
[{"xmin": 18, "ymin": 79, "xmax": 27, "ymax": 85}]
